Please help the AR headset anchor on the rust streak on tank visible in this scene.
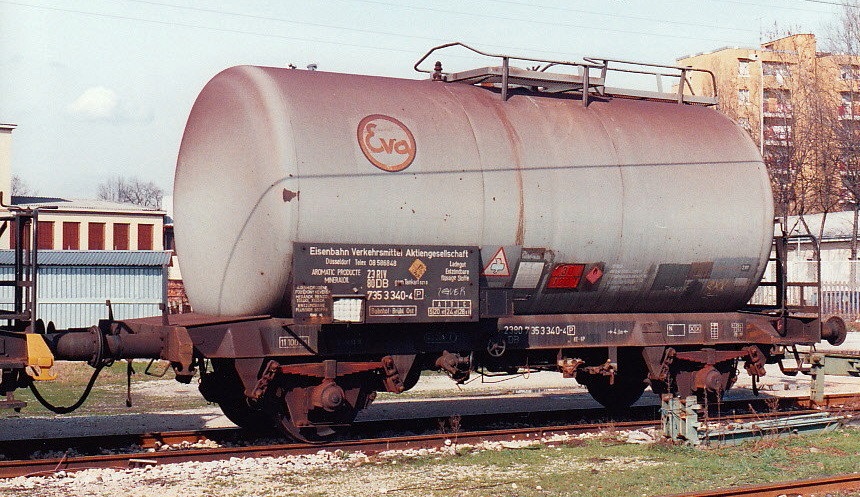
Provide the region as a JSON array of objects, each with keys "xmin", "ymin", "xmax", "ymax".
[{"xmin": 489, "ymin": 99, "xmax": 526, "ymax": 246}]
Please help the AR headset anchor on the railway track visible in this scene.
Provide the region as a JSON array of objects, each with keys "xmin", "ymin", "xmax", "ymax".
[
  {"xmin": 3, "ymin": 391, "xmax": 859, "ymax": 479},
  {"xmin": 6, "ymin": 390, "xmax": 858, "ymax": 461},
  {"xmin": 661, "ymin": 473, "xmax": 860, "ymax": 497},
  {"xmin": 0, "ymin": 419, "xmax": 655, "ymax": 478},
  {"xmin": 8, "ymin": 390, "xmax": 858, "ymax": 456},
  {"xmin": 1, "ymin": 403, "xmax": 660, "ymax": 461}
]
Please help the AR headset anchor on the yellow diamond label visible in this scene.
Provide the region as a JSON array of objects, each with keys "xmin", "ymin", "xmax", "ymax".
[{"xmin": 409, "ymin": 259, "xmax": 427, "ymax": 280}]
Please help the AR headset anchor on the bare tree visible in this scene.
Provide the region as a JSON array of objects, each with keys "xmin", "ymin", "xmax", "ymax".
[
  {"xmin": 759, "ymin": 31, "xmax": 819, "ymax": 236},
  {"xmin": 97, "ymin": 176, "xmax": 164, "ymax": 209},
  {"xmin": 748, "ymin": 30, "xmax": 858, "ymax": 260},
  {"xmin": 838, "ymin": 130, "xmax": 860, "ymax": 258},
  {"xmin": 828, "ymin": 1, "xmax": 860, "ymax": 258},
  {"xmin": 807, "ymin": 96, "xmax": 846, "ymax": 258},
  {"xmin": 10, "ymin": 175, "xmax": 35, "ymax": 196}
]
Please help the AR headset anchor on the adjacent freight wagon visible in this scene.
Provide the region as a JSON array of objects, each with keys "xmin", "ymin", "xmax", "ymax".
[{"xmin": 0, "ymin": 44, "xmax": 846, "ymax": 441}]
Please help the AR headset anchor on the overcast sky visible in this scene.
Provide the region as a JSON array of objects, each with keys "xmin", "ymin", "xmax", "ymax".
[{"xmin": 0, "ymin": 0, "xmax": 849, "ymax": 198}]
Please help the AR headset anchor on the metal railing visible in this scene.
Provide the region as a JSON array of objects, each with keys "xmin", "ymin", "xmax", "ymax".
[
  {"xmin": 414, "ymin": 42, "xmax": 718, "ymax": 106},
  {"xmin": 753, "ymin": 259, "xmax": 860, "ymax": 322},
  {"xmin": 748, "ymin": 233, "xmax": 821, "ymax": 320}
]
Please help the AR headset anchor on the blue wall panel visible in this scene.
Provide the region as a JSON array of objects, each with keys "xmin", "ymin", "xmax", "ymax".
[{"xmin": 0, "ymin": 265, "xmax": 165, "ymax": 328}]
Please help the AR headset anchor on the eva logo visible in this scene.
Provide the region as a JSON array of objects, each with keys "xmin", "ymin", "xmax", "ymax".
[{"xmin": 357, "ymin": 115, "xmax": 416, "ymax": 172}]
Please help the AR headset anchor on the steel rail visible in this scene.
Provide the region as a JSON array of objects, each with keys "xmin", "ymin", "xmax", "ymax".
[
  {"xmin": 659, "ymin": 473, "xmax": 860, "ymax": 497},
  {"xmin": 0, "ymin": 419, "xmax": 655, "ymax": 478},
  {"xmin": 2, "ymin": 391, "xmax": 859, "ymax": 479},
  {"xmin": 5, "ymin": 389, "xmax": 856, "ymax": 460},
  {"xmin": 0, "ymin": 403, "xmax": 655, "ymax": 459},
  {"xmin": 2, "ymin": 407, "xmax": 854, "ymax": 479}
]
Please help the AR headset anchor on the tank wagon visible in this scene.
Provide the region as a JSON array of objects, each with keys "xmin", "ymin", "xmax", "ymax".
[{"xmin": 0, "ymin": 43, "xmax": 847, "ymax": 441}]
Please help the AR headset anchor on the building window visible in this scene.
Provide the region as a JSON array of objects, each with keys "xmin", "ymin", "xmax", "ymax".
[
  {"xmin": 764, "ymin": 124, "xmax": 792, "ymax": 145},
  {"xmin": 840, "ymin": 92, "xmax": 859, "ymax": 119},
  {"xmin": 138, "ymin": 224, "xmax": 154, "ymax": 250},
  {"xmin": 841, "ymin": 65, "xmax": 860, "ymax": 80},
  {"xmin": 88, "ymin": 223, "xmax": 105, "ymax": 250},
  {"xmin": 113, "ymin": 223, "xmax": 130, "ymax": 250},
  {"xmin": 762, "ymin": 61, "xmax": 791, "ymax": 80},
  {"xmin": 763, "ymin": 89, "xmax": 791, "ymax": 116},
  {"xmin": 9, "ymin": 219, "xmax": 31, "ymax": 250},
  {"xmin": 62, "ymin": 222, "xmax": 80, "ymax": 250},
  {"xmin": 738, "ymin": 60, "xmax": 750, "ymax": 77},
  {"xmin": 164, "ymin": 226, "xmax": 175, "ymax": 253},
  {"xmin": 36, "ymin": 221, "xmax": 54, "ymax": 250},
  {"xmin": 738, "ymin": 89, "xmax": 751, "ymax": 106}
]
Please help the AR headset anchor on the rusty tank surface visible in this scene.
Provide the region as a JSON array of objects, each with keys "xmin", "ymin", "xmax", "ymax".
[{"xmin": 175, "ymin": 60, "xmax": 772, "ymax": 317}]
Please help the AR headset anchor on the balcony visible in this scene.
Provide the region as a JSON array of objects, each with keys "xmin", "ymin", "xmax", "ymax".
[
  {"xmin": 762, "ymin": 98, "xmax": 792, "ymax": 118},
  {"xmin": 763, "ymin": 109, "xmax": 793, "ymax": 119},
  {"xmin": 764, "ymin": 125, "xmax": 792, "ymax": 147},
  {"xmin": 839, "ymin": 104, "xmax": 860, "ymax": 120}
]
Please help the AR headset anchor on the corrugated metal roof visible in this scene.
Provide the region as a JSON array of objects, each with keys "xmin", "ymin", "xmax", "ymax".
[
  {"xmin": 787, "ymin": 211, "xmax": 857, "ymax": 241},
  {"xmin": 0, "ymin": 250, "xmax": 172, "ymax": 266},
  {"xmin": 11, "ymin": 196, "xmax": 165, "ymax": 214}
]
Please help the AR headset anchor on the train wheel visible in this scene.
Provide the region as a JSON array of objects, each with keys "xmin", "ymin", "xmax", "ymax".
[
  {"xmin": 269, "ymin": 377, "xmax": 375, "ymax": 443},
  {"xmin": 580, "ymin": 349, "xmax": 649, "ymax": 411},
  {"xmin": 582, "ymin": 374, "xmax": 648, "ymax": 411},
  {"xmin": 200, "ymin": 359, "xmax": 272, "ymax": 431},
  {"xmin": 273, "ymin": 397, "xmax": 336, "ymax": 443},
  {"xmin": 401, "ymin": 360, "xmax": 422, "ymax": 392}
]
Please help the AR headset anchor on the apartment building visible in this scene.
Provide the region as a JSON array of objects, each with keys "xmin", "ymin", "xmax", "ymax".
[{"xmin": 678, "ymin": 33, "xmax": 860, "ymax": 170}]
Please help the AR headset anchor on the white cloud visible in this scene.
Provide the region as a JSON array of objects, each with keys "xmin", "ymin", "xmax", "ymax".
[
  {"xmin": 65, "ymin": 86, "xmax": 154, "ymax": 123},
  {"xmin": 66, "ymin": 86, "xmax": 118, "ymax": 120}
]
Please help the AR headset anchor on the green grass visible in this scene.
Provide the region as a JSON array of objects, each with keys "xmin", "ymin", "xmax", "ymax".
[{"xmin": 278, "ymin": 428, "xmax": 860, "ymax": 497}]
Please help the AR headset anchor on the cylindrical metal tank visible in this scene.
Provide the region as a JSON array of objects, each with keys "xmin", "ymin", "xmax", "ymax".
[{"xmin": 175, "ymin": 65, "xmax": 773, "ymax": 317}]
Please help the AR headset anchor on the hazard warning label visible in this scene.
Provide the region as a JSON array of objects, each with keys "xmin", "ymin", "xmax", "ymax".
[{"xmin": 482, "ymin": 247, "xmax": 510, "ymax": 277}]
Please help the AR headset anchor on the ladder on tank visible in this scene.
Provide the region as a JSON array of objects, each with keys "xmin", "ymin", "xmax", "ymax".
[
  {"xmin": 414, "ymin": 42, "xmax": 719, "ymax": 106},
  {"xmin": 745, "ymin": 218, "xmax": 829, "ymax": 345},
  {"xmin": 751, "ymin": 226, "xmax": 821, "ymax": 319}
]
